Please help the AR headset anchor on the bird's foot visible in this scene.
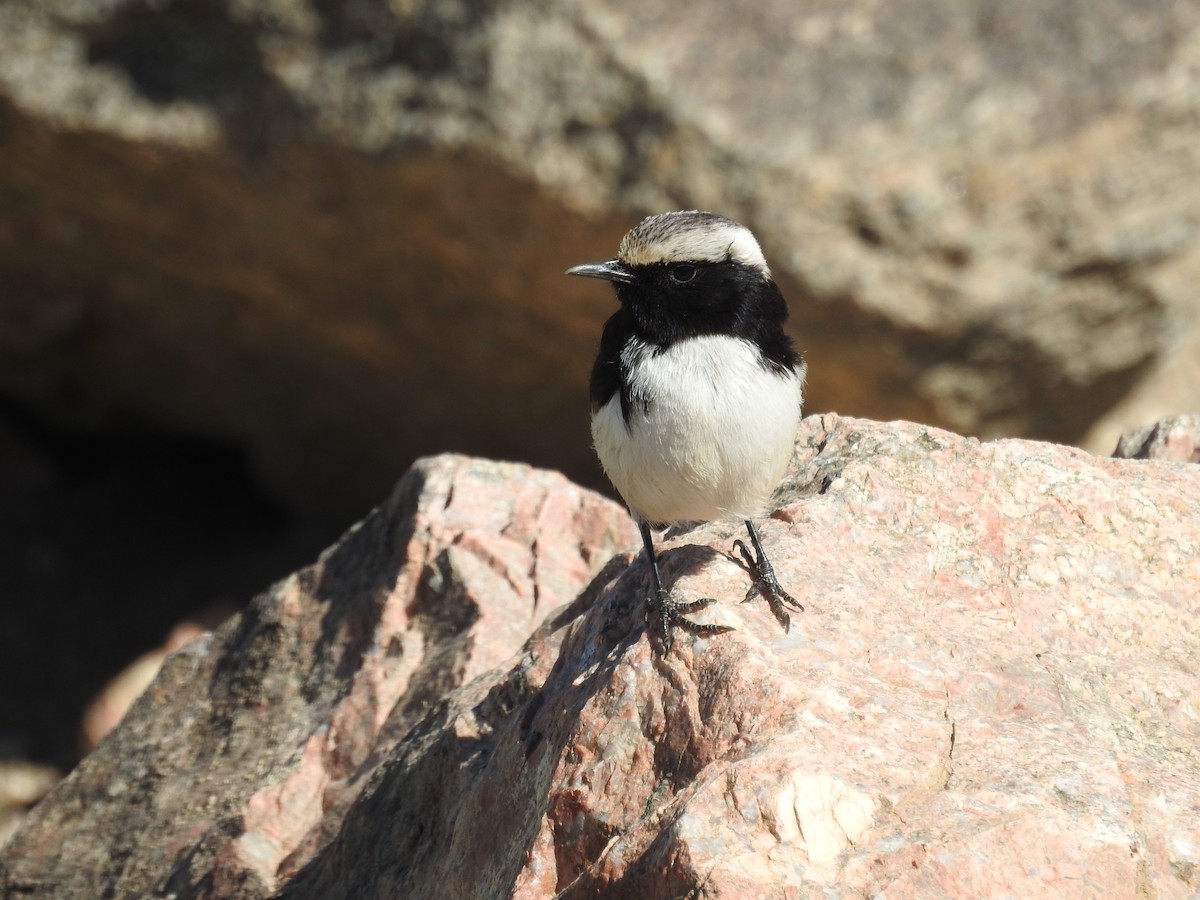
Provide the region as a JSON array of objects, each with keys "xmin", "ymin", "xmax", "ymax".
[
  {"xmin": 733, "ymin": 538, "xmax": 804, "ymax": 632},
  {"xmin": 647, "ymin": 590, "xmax": 734, "ymax": 655}
]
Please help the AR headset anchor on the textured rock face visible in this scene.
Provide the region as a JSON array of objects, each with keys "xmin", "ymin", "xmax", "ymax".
[
  {"xmin": 1114, "ymin": 413, "xmax": 1200, "ymax": 463},
  {"xmin": 8, "ymin": 0, "xmax": 1200, "ymax": 774},
  {"xmin": 3, "ymin": 416, "xmax": 1198, "ymax": 898},
  {"xmin": 0, "ymin": 454, "xmax": 638, "ymax": 896}
]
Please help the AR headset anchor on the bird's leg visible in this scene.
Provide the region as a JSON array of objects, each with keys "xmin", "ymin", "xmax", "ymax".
[
  {"xmin": 639, "ymin": 521, "xmax": 733, "ymax": 654},
  {"xmin": 733, "ymin": 520, "xmax": 803, "ymax": 632}
]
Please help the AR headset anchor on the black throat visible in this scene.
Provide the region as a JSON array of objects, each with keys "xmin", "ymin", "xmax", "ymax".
[{"xmin": 589, "ymin": 261, "xmax": 802, "ymax": 415}]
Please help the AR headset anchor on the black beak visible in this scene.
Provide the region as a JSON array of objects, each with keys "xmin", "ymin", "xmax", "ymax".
[{"xmin": 565, "ymin": 260, "xmax": 635, "ymax": 284}]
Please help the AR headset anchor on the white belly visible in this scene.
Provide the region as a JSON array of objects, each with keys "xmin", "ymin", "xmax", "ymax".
[{"xmin": 591, "ymin": 335, "xmax": 803, "ymax": 525}]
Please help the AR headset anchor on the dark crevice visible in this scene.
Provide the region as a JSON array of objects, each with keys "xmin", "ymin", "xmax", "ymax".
[{"xmin": 0, "ymin": 399, "xmax": 341, "ymax": 770}]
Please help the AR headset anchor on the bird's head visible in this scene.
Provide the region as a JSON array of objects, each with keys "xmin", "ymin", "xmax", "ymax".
[{"xmin": 567, "ymin": 211, "xmax": 781, "ymax": 342}]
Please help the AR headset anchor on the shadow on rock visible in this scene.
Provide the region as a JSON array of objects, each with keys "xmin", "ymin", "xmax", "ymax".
[{"xmin": 280, "ymin": 555, "xmax": 638, "ymax": 899}]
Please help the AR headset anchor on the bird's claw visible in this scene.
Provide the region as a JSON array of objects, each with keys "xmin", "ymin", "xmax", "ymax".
[
  {"xmin": 647, "ymin": 590, "xmax": 734, "ymax": 654},
  {"xmin": 732, "ymin": 538, "xmax": 803, "ymax": 632}
]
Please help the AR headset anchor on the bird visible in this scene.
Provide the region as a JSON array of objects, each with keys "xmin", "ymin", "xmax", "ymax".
[{"xmin": 567, "ymin": 210, "xmax": 806, "ymax": 653}]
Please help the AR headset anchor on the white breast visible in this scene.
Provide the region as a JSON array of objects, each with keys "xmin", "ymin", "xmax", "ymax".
[{"xmin": 591, "ymin": 335, "xmax": 803, "ymax": 525}]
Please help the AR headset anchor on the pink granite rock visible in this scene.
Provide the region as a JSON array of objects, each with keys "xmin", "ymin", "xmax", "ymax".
[
  {"xmin": 1114, "ymin": 414, "xmax": 1200, "ymax": 463},
  {"xmin": 0, "ymin": 454, "xmax": 637, "ymax": 896},
  {"xmin": 3, "ymin": 417, "xmax": 1199, "ymax": 899}
]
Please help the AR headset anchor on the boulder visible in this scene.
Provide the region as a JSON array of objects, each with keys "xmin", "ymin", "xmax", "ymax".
[
  {"xmin": 1114, "ymin": 413, "xmax": 1200, "ymax": 463},
  {"xmin": 8, "ymin": 0, "xmax": 1200, "ymax": 780},
  {"xmin": 3, "ymin": 415, "xmax": 1197, "ymax": 898}
]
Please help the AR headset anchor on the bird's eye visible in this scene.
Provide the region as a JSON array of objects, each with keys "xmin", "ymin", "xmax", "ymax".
[{"xmin": 669, "ymin": 264, "xmax": 698, "ymax": 284}]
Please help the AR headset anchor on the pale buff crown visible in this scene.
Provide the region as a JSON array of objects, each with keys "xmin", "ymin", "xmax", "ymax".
[{"xmin": 617, "ymin": 211, "xmax": 770, "ymax": 276}]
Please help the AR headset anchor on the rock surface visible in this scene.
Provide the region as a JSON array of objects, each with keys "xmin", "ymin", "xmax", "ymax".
[
  {"xmin": 3, "ymin": 415, "xmax": 1198, "ymax": 898},
  {"xmin": 0, "ymin": 760, "xmax": 60, "ymax": 850},
  {"xmin": 8, "ymin": 0, "xmax": 1200, "ymax": 789},
  {"xmin": 1114, "ymin": 413, "xmax": 1200, "ymax": 463},
  {"xmin": 0, "ymin": 452, "xmax": 637, "ymax": 894}
]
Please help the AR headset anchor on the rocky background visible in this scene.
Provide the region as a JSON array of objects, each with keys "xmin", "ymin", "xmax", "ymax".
[
  {"xmin": 2, "ymin": 415, "xmax": 1198, "ymax": 897},
  {"xmin": 3, "ymin": 0, "xmax": 1200, "ymax": 848}
]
